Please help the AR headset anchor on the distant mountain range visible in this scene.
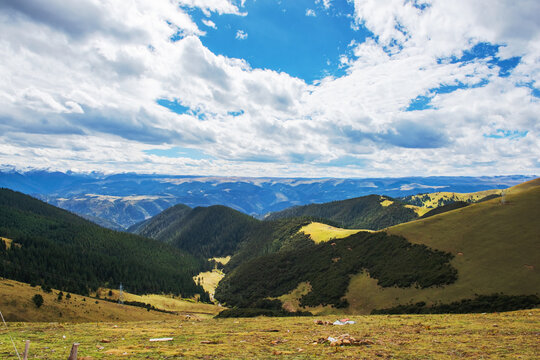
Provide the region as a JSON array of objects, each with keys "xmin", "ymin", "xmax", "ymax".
[{"xmin": 0, "ymin": 169, "xmax": 533, "ymax": 229}]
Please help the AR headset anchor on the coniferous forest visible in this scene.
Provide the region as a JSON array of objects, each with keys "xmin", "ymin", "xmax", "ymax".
[{"xmin": 0, "ymin": 188, "xmax": 210, "ymax": 300}]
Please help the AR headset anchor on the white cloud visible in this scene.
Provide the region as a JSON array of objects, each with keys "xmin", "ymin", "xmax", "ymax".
[
  {"xmin": 0, "ymin": 0, "xmax": 538, "ymax": 177},
  {"xmin": 202, "ymin": 19, "xmax": 217, "ymax": 29},
  {"xmin": 235, "ymin": 30, "xmax": 248, "ymax": 40},
  {"xmin": 178, "ymin": 0, "xmax": 246, "ymax": 16},
  {"xmin": 316, "ymin": 0, "xmax": 332, "ymax": 10},
  {"xmin": 306, "ymin": 9, "xmax": 316, "ymax": 17}
]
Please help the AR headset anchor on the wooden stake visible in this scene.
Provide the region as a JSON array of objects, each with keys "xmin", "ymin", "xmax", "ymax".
[
  {"xmin": 22, "ymin": 340, "xmax": 30, "ymax": 360},
  {"xmin": 68, "ymin": 343, "xmax": 79, "ymax": 360}
]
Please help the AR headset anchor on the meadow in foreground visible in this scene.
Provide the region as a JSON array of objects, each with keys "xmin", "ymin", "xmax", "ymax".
[{"xmin": 1, "ymin": 309, "xmax": 538, "ymax": 359}]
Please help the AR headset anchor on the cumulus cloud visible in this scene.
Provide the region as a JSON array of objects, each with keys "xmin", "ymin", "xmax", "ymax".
[{"xmin": 0, "ymin": 0, "xmax": 538, "ymax": 177}]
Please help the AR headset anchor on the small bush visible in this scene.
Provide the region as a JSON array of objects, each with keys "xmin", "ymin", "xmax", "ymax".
[{"xmin": 32, "ymin": 294, "xmax": 44, "ymax": 308}]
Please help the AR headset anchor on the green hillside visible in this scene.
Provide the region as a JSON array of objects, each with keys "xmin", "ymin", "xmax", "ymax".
[
  {"xmin": 130, "ymin": 204, "xmax": 260, "ymax": 259},
  {"xmin": 345, "ymin": 177, "xmax": 540, "ymax": 313},
  {"xmin": 215, "ymin": 178, "xmax": 540, "ymax": 314},
  {"xmin": 215, "ymin": 231, "xmax": 457, "ymax": 308},
  {"xmin": 264, "ymin": 194, "xmax": 418, "ymax": 230},
  {"xmin": 419, "ymin": 201, "xmax": 470, "ymax": 219},
  {"xmin": 0, "ymin": 188, "xmax": 209, "ymax": 299}
]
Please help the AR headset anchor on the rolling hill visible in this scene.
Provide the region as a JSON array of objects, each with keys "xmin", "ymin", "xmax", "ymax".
[
  {"xmin": 264, "ymin": 195, "xmax": 418, "ymax": 230},
  {"xmin": 0, "ymin": 188, "xmax": 210, "ymax": 299},
  {"xmin": 215, "ymin": 178, "xmax": 540, "ymax": 314},
  {"xmin": 129, "ymin": 204, "xmax": 260, "ymax": 259}
]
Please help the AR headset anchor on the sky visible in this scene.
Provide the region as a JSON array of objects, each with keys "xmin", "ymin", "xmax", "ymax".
[{"xmin": 0, "ymin": 0, "xmax": 538, "ymax": 177}]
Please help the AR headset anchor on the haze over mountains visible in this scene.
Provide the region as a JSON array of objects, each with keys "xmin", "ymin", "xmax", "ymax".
[{"xmin": 0, "ymin": 169, "xmax": 533, "ymax": 229}]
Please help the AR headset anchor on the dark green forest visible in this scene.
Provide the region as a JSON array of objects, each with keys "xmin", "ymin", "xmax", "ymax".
[
  {"xmin": 372, "ymin": 294, "xmax": 540, "ymax": 314},
  {"xmin": 264, "ymin": 195, "xmax": 418, "ymax": 230},
  {"xmin": 131, "ymin": 204, "xmax": 260, "ymax": 259},
  {"xmin": 215, "ymin": 231, "xmax": 457, "ymax": 308},
  {"xmin": 0, "ymin": 188, "xmax": 210, "ymax": 300}
]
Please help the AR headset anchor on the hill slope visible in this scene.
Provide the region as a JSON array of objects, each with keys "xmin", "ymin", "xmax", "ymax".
[
  {"xmin": 264, "ymin": 195, "xmax": 418, "ymax": 230},
  {"xmin": 215, "ymin": 178, "xmax": 540, "ymax": 314},
  {"xmin": 130, "ymin": 204, "xmax": 260, "ymax": 259},
  {"xmin": 0, "ymin": 188, "xmax": 209, "ymax": 298},
  {"xmin": 346, "ymin": 178, "xmax": 540, "ymax": 313}
]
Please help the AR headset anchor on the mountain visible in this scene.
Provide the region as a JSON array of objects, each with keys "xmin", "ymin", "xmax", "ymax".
[
  {"xmin": 0, "ymin": 188, "xmax": 209, "ymax": 299},
  {"xmin": 130, "ymin": 204, "xmax": 260, "ymax": 259},
  {"xmin": 0, "ymin": 169, "xmax": 532, "ymax": 229},
  {"xmin": 214, "ymin": 178, "xmax": 540, "ymax": 314},
  {"xmin": 264, "ymin": 194, "xmax": 418, "ymax": 230}
]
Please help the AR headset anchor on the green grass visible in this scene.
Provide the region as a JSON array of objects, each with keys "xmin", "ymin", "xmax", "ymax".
[
  {"xmin": 344, "ymin": 178, "xmax": 540, "ymax": 314},
  {"xmin": 0, "ymin": 310, "xmax": 538, "ymax": 359}
]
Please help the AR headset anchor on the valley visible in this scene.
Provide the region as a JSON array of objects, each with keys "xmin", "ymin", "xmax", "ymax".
[{"xmin": 0, "ymin": 175, "xmax": 538, "ymax": 359}]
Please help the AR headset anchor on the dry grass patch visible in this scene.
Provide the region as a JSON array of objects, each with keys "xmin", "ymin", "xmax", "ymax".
[
  {"xmin": 299, "ymin": 222, "xmax": 371, "ymax": 243},
  {"xmin": 1, "ymin": 310, "xmax": 538, "ymax": 359}
]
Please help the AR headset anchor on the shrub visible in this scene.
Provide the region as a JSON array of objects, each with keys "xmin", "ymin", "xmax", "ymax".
[{"xmin": 32, "ymin": 294, "xmax": 44, "ymax": 308}]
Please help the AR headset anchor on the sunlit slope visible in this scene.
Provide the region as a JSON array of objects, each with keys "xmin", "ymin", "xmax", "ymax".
[
  {"xmin": 299, "ymin": 222, "xmax": 372, "ymax": 243},
  {"xmin": 0, "ymin": 279, "xmax": 172, "ymax": 322},
  {"xmin": 346, "ymin": 178, "xmax": 540, "ymax": 313},
  {"xmin": 402, "ymin": 189, "xmax": 502, "ymax": 216}
]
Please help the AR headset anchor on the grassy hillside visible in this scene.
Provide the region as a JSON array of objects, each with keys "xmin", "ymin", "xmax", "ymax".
[
  {"xmin": 265, "ymin": 195, "xmax": 418, "ymax": 230},
  {"xmin": 131, "ymin": 204, "xmax": 259, "ymax": 258},
  {"xmin": 401, "ymin": 189, "xmax": 502, "ymax": 212},
  {"xmin": 215, "ymin": 231, "xmax": 456, "ymax": 308},
  {"xmin": 345, "ymin": 178, "xmax": 540, "ymax": 313},
  {"xmin": 0, "ymin": 279, "xmax": 220, "ymax": 322},
  {"xmin": 215, "ymin": 178, "xmax": 539, "ymax": 314},
  {"xmin": 0, "ymin": 188, "xmax": 209, "ymax": 298}
]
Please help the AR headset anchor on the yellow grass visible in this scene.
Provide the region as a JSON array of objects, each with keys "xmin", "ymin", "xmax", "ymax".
[
  {"xmin": 211, "ymin": 256, "xmax": 231, "ymax": 265},
  {"xmin": 299, "ymin": 222, "xmax": 372, "ymax": 243},
  {"xmin": 408, "ymin": 189, "xmax": 502, "ymax": 208},
  {"xmin": 380, "ymin": 199, "xmax": 394, "ymax": 207},
  {"xmin": 1, "ymin": 237, "xmax": 14, "ymax": 249},
  {"xmin": 0, "ymin": 279, "xmax": 222, "ymax": 323},
  {"xmin": 0, "ymin": 310, "xmax": 538, "ymax": 359},
  {"xmin": 193, "ymin": 270, "xmax": 225, "ymax": 300},
  {"xmin": 344, "ymin": 179, "xmax": 540, "ymax": 314},
  {"xmin": 97, "ymin": 288, "xmax": 221, "ymax": 316}
]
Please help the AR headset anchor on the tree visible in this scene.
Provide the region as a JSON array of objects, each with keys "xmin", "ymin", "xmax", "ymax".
[{"xmin": 32, "ymin": 294, "xmax": 44, "ymax": 308}]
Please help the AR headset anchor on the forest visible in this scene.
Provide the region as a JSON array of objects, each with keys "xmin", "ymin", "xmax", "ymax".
[{"xmin": 0, "ymin": 188, "xmax": 210, "ymax": 301}]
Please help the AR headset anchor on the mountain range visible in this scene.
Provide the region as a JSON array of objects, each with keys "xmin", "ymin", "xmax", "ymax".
[
  {"xmin": 0, "ymin": 169, "xmax": 533, "ymax": 229},
  {"xmin": 1, "ymin": 173, "xmax": 538, "ymax": 317}
]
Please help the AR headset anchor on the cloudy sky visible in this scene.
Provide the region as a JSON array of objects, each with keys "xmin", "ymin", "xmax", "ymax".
[{"xmin": 0, "ymin": 0, "xmax": 538, "ymax": 177}]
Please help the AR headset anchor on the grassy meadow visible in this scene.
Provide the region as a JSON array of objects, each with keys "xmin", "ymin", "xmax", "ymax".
[
  {"xmin": 0, "ymin": 310, "xmax": 538, "ymax": 359},
  {"xmin": 0, "ymin": 279, "xmax": 220, "ymax": 323}
]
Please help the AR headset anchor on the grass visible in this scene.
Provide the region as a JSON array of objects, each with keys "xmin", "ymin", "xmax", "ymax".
[
  {"xmin": 193, "ymin": 270, "xmax": 225, "ymax": 300},
  {"xmin": 380, "ymin": 199, "xmax": 394, "ymax": 207},
  {"xmin": 344, "ymin": 178, "xmax": 540, "ymax": 314},
  {"xmin": 0, "ymin": 310, "xmax": 538, "ymax": 359},
  {"xmin": 404, "ymin": 189, "xmax": 502, "ymax": 216},
  {"xmin": 0, "ymin": 279, "xmax": 221, "ymax": 323},
  {"xmin": 211, "ymin": 256, "xmax": 231, "ymax": 265},
  {"xmin": 0, "ymin": 237, "xmax": 19, "ymax": 250},
  {"xmin": 298, "ymin": 222, "xmax": 371, "ymax": 243}
]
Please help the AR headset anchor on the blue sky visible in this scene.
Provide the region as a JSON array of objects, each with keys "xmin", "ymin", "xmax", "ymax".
[
  {"xmin": 190, "ymin": 0, "xmax": 368, "ymax": 82},
  {"xmin": 0, "ymin": 0, "xmax": 538, "ymax": 177}
]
